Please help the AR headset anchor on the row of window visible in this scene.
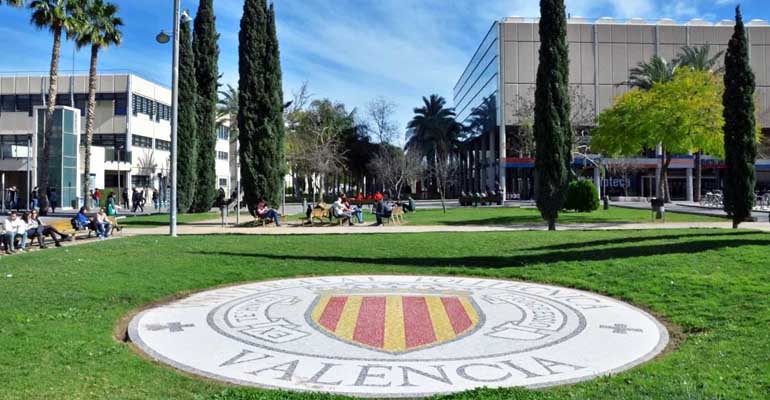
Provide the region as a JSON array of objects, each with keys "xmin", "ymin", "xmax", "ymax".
[
  {"xmin": 132, "ymin": 175, "xmax": 151, "ymax": 188},
  {"xmin": 0, "ymin": 93, "xmax": 128, "ymax": 117},
  {"xmin": 132, "ymin": 135, "xmax": 153, "ymax": 149},
  {"xmin": 217, "ymin": 151, "xmax": 229, "ymax": 161},
  {"xmin": 86, "ymin": 133, "xmax": 172, "ymax": 153},
  {"xmin": 132, "ymin": 94, "xmax": 171, "ymax": 122}
]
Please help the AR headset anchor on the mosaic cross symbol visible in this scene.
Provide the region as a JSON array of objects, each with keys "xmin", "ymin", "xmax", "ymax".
[
  {"xmin": 146, "ymin": 322, "xmax": 195, "ymax": 333},
  {"xmin": 600, "ymin": 323, "xmax": 643, "ymax": 335}
]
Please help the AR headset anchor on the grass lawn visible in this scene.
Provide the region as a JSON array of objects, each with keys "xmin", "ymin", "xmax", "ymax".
[
  {"xmin": 396, "ymin": 206, "xmax": 725, "ymax": 225},
  {"xmin": 1, "ymin": 229, "xmax": 769, "ymax": 399}
]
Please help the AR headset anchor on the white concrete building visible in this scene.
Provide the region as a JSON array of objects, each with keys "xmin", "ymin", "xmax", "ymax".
[{"xmin": 0, "ymin": 73, "xmax": 236, "ymax": 208}]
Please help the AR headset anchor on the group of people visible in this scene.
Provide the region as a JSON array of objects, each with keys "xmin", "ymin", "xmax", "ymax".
[
  {"xmin": 309, "ymin": 192, "xmax": 416, "ymax": 227},
  {"xmin": 72, "ymin": 207, "xmax": 114, "ymax": 240},
  {"xmin": 1, "ymin": 210, "xmax": 70, "ymax": 253},
  {"xmin": 5, "ymin": 186, "xmax": 59, "ymax": 213}
]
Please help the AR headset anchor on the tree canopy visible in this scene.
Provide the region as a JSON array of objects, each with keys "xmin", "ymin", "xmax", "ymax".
[{"xmin": 593, "ymin": 69, "xmax": 726, "ymax": 159}]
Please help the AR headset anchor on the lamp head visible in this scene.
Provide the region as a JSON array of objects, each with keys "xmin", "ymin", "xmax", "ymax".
[{"xmin": 156, "ymin": 30, "xmax": 170, "ymax": 44}]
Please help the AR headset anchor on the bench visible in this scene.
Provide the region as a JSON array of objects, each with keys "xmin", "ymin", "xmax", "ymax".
[
  {"xmin": 297, "ymin": 204, "xmax": 332, "ymax": 226},
  {"xmin": 46, "ymin": 216, "xmax": 124, "ymax": 242}
]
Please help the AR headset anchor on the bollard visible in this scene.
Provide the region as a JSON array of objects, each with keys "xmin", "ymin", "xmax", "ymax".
[{"xmin": 603, "ymin": 196, "xmax": 609, "ymax": 210}]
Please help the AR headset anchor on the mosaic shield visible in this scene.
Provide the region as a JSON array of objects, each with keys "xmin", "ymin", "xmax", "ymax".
[{"xmin": 309, "ymin": 293, "xmax": 480, "ymax": 354}]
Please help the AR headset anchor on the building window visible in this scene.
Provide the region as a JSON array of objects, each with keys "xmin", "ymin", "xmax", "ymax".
[
  {"xmin": 115, "ymin": 93, "xmax": 128, "ymax": 116},
  {"xmin": 132, "ymin": 175, "xmax": 151, "ymax": 188},
  {"xmin": 217, "ymin": 125, "xmax": 230, "ymax": 140},
  {"xmin": 155, "ymin": 138, "xmax": 171, "ymax": 151},
  {"xmin": 217, "ymin": 151, "xmax": 228, "ymax": 161},
  {"xmin": 0, "ymin": 135, "xmax": 32, "ymax": 160},
  {"xmin": 132, "ymin": 94, "xmax": 169, "ymax": 121},
  {"xmin": 219, "ymin": 178, "xmax": 228, "ymax": 187},
  {"xmin": 132, "ymin": 135, "xmax": 153, "ymax": 149}
]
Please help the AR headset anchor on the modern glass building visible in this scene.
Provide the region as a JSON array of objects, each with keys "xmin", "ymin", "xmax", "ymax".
[
  {"xmin": 454, "ymin": 17, "xmax": 770, "ymax": 201},
  {"xmin": 34, "ymin": 106, "xmax": 80, "ymax": 208}
]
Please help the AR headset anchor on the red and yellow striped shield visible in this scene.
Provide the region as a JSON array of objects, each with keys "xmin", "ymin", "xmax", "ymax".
[{"xmin": 310, "ymin": 294, "xmax": 480, "ymax": 354}]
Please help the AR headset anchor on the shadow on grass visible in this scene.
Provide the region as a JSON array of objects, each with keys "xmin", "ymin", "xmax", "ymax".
[
  {"xmin": 527, "ymin": 230, "xmax": 759, "ymax": 251},
  {"xmin": 194, "ymin": 237, "xmax": 770, "ymax": 269}
]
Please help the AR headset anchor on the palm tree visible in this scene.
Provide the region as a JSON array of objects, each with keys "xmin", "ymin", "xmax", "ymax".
[
  {"xmin": 628, "ymin": 55, "xmax": 678, "ymax": 90},
  {"xmin": 675, "ymin": 45, "xmax": 725, "ymax": 74},
  {"xmin": 674, "ymin": 45, "xmax": 725, "ymax": 202},
  {"xmin": 406, "ymin": 94, "xmax": 463, "ymax": 212},
  {"xmin": 30, "ymin": 0, "xmax": 79, "ymax": 214},
  {"xmin": 217, "ymin": 83, "xmax": 238, "ymax": 142},
  {"xmin": 71, "ymin": 0, "xmax": 122, "ymax": 210}
]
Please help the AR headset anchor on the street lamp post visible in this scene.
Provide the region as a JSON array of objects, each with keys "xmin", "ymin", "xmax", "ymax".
[{"xmin": 157, "ymin": 2, "xmax": 186, "ymax": 237}]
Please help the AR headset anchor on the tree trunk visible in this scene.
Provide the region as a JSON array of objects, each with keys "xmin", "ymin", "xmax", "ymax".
[
  {"xmin": 660, "ymin": 152, "xmax": 673, "ymax": 203},
  {"xmin": 548, "ymin": 218, "xmax": 556, "ymax": 231},
  {"xmin": 39, "ymin": 25, "xmax": 62, "ymax": 216},
  {"xmin": 83, "ymin": 45, "xmax": 99, "ymax": 211},
  {"xmin": 694, "ymin": 150, "xmax": 702, "ymax": 202}
]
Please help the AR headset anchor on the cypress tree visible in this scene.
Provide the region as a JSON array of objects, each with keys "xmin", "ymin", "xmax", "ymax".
[
  {"xmin": 723, "ymin": 6, "xmax": 757, "ymax": 229},
  {"xmin": 238, "ymin": 0, "xmax": 285, "ymax": 210},
  {"xmin": 533, "ymin": 0, "xmax": 572, "ymax": 231},
  {"xmin": 177, "ymin": 17, "xmax": 197, "ymax": 212},
  {"xmin": 191, "ymin": 0, "xmax": 219, "ymax": 213}
]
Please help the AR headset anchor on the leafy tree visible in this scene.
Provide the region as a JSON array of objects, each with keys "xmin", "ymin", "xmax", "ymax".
[
  {"xmin": 628, "ymin": 55, "xmax": 677, "ymax": 90},
  {"xmin": 533, "ymin": 0, "xmax": 571, "ymax": 231},
  {"xmin": 190, "ymin": 0, "xmax": 219, "ymax": 212},
  {"xmin": 722, "ymin": 7, "xmax": 757, "ymax": 228},
  {"xmin": 593, "ymin": 70, "xmax": 726, "ymax": 202},
  {"xmin": 71, "ymin": 0, "xmax": 122, "ymax": 210},
  {"xmin": 177, "ymin": 16, "xmax": 197, "ymax": 212},
  {"xmin": 674, "ymin": 44, "xmax": 725, "ymax": 201},
  {"xmin": 287, "ymin": 99, "xmax": 356, "ymax": 201},
  {"xmin": 406, "ymin": 94, "xmax": 462, "ymax": 212},
  {"xmin": 239, "ymin": 0, "xmax": 285, "ymax": 209},
  {"xmin": 29, "ymin": 0, "xmax": 79, "ymax": 214}
]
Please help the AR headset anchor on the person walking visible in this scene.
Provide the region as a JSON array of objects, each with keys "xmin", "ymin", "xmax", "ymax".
[
  {"xmin": 31, "ymin": 187, "xmax": 39, "ymax": 210},
  {"xmin": 106, "ymin": 193, "xmax": 117, "ymax": 217},
  {"xmin": 152, "ymin": 190, "xmax": 159, "ymax": 209},
  {"xmin": 122, "ymin": 187, "xmax": 129, "ymax": 209},
  {"xmin": 49, "ymin": 188, "xmax": 59, "ymax": 214},
  {"xmin": 94, "ymin": 188, "xmax": 102, "ymax": 208}
]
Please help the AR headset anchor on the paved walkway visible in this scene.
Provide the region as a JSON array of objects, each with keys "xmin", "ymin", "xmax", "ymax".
[
  {"xmin": 615, "ymin": 201, "xmax": 770, "ymax": 220},
  {"xmin": 125, "ymin": 216, "xmax": 770, "ymax": 236}
]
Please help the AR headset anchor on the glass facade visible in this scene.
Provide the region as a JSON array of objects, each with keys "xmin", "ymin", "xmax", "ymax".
[
  {"xmin": 453, "ymin": 22, "xmax": 499, "ymax": 128},
  {"xmin": 37, "ymin": 108, "xmax": 79, "ymax": 208}
]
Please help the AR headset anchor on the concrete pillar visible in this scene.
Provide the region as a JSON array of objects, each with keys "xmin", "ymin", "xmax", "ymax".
[
  {"xmin": 593, "ymin": 166, "xmax": 602, "ymax": 200},
  {"xmin": 481, "ymin": 133, "xmax": 489, "ymax": 192},
  {"xmin": 686, "ymin": 153, "xmax": 694, "ymax": 202},
  {"xmin": 475, "ymin": 139, "xmax": 482, "ymax": 193},
  {"xmin": 655, "ymin": 143, "xmax": 662, "ymax": 199},
  {"xmin": 498, "ymin": 125, "xmax": 507, "ymax": 201},
  {"xmin": 488, "ymin": 129, "xmax": 496, "ymax": 191}
]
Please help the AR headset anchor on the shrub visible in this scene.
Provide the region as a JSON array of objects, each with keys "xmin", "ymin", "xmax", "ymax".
[{"xmin": 564, "ymin": 180, "xmax": 600, "ymax": 212}]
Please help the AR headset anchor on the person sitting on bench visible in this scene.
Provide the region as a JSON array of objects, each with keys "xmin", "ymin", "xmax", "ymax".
[
  {"xmin": 93, "ymin": 208, "xmax": 112, "ymax": 239},
  {"xmin": 3, "ymin": 211, "xmax": 27, "ymax": 253},
  {"xmin": 27, "ymin": 210, "xmax": 68, "ymax": 247},
  {"xmin": 256, "ymin": 199, "xmax": 281, "ymax": 227},
  {"xmin": 342, "ymin": 194, "xmax": 363, "ymax": 224},
  {"xmin": 373, "ymin": 198, "xmax": 392, "ymax": 227},
  {"xmin": 72, "ymin": 207, "xmax": 91, "ymax": 231},
  {"xmin": 331, "ymin": 196, "xmax": 353, "ymax": 225}
]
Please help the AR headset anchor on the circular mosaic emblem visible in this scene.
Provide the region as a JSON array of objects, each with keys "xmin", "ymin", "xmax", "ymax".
[{"xmin": 128, "ymin": 276, "xmax": 668, "ymax": 398}]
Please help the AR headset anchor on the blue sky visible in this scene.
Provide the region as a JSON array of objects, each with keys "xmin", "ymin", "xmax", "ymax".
[{"xmin": 0, "ymin": 0, "xmax": 767, "ymax": 141}]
